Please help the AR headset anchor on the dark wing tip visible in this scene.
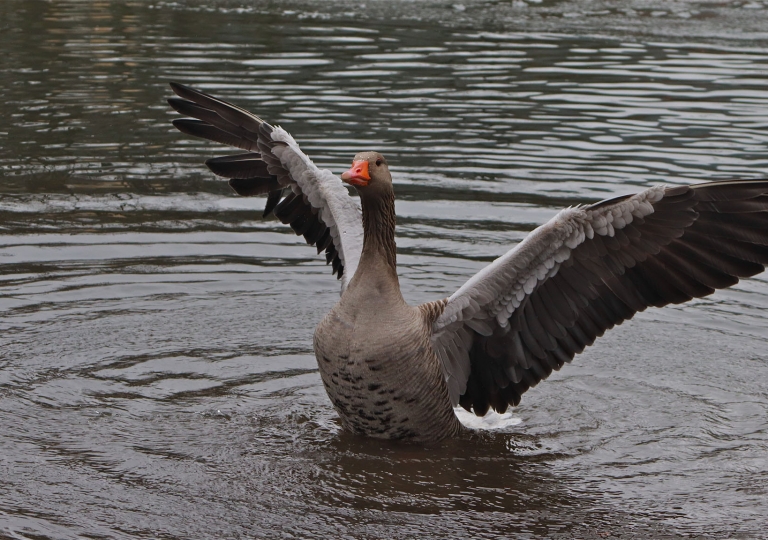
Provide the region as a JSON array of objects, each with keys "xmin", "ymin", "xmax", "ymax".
[
  {"xmin": 169, "ymin": 81, "xmax": 186, "ymax": 94},
  {"xmin": 467, "ymin": 177, "xmax": 768, "ymax": 415},
  {"xmin": 168, "ymin": 82, "xmax": 346, "ymax": 281},
  {"xmin": 169, "ymin": 81, "xmax": 204, "ymax": 102},
  {"xmin": 263, "ymin": 190, "xmax": 283, "ymax": 218},
  {"xmin": 228, "ymin": 177, "xmax": 281, "ymax": 198},
  {"xmin": 171, "ymin": 117, "xmax": 198, "ymax": 129},
  {"xmin": 167, "ymin": 97, "xmax": 194, "ymax": 114},
  {"xmin": 171, "ymin": 118, "xmax": 213, "ymax": 139},
  {"xmin": 204, "ymin": 153, "xmax": 270, "ymax": 179}
]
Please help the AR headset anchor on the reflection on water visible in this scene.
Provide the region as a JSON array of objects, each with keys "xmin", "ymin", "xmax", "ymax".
[{"xmin": 1, "ymin": 0, "xmax": 768, "ymax": 538}]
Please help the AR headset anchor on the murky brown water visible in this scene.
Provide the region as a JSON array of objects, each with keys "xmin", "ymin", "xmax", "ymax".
[{"xmin": 1, "ymin": 1, "xmax": 768, "ymax": 538}]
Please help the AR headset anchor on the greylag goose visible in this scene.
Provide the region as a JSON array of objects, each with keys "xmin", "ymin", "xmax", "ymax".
[{"xmin": 168, "ymin": 83, "xmax": 768, "ymax": 443}]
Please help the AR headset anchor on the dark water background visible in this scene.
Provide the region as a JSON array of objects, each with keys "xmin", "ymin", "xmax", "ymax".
[{"xmin": 1, "ymin": 1, "xmax": 768, "ymax": 538}]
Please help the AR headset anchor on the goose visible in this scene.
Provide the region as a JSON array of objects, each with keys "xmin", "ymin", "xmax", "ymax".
[{"xmin": 168, "ymin": 82, "xmax": 768, "ymax": 443}]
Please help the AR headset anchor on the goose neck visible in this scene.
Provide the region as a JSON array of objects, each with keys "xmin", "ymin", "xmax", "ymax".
[{"xmin": 349, "ymin": 187, "xmax": 400, "ymax": 294}]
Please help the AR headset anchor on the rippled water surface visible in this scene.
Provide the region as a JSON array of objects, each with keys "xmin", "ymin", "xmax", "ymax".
[{"xmin": 2, "ymin": 1, "xmax": 768, "ymax": 538}]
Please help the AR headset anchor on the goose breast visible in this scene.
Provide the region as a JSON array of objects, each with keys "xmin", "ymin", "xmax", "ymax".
[{"xmin": 314, "ymin": 298, "xmax": 462, "ymax": 441}]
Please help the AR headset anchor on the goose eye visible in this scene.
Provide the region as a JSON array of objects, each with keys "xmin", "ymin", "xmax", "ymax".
[{"xmin": 375, "ymin": 159, "xmax": 382, "ymax": 166}]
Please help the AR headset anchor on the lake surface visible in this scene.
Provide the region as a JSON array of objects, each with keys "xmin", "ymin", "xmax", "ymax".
[{"xmin": 1, "ymin": 0, "xmax": 768, "ymax": 538}]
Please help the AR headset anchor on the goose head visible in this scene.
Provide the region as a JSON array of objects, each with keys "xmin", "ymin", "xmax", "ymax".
[{"xmin": 341, "ymin": 152, "xmax": 392, "ymax": 194}]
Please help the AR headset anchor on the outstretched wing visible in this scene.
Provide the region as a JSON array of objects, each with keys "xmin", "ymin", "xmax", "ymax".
[
  {"xmin": 430, "ymin": 179, "xmax": 768, "ymax": 415},
  {"xmin": 168, "ymin": 82, "xmax": 363, "ymax": 291}
]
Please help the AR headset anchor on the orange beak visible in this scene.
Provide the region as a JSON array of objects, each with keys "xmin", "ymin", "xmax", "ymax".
[{"xmin": 341, "ymin": 160, "xmax": 370, "ymax": 187}]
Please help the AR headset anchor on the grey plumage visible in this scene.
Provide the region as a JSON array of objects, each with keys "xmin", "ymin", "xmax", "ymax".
[
  {"xmin": 169, "ymin": 82, "xmax": 768, "ymax": 443},
  {"xmin": 168, "ymin": 83, "xmax": 350, "ymax": 279},
  {"xmin": 439, "ymin": 179, "xmax": 768, "ymax": 417}
]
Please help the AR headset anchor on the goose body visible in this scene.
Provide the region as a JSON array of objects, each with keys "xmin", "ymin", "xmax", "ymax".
[
  {"xmin": 313, "ymin": 160, "xmax": 463, "ymax": 441},
  {"xmin": 314, "ymin": 283, "xmax": 462, "ymax": 441},
  {"xmin": 168, "ymin": 83, "xmax": 768, "ymax": 443}
]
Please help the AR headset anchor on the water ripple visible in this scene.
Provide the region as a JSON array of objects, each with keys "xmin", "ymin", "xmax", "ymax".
[{"xmin": 1, "ymin": 1, "xmax": 768, "ymax": 538}]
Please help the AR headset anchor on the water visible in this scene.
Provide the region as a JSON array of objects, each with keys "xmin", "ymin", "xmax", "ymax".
[{"xmin": 2, "ymin": 1, "xmax": 768, "ymax": 538}]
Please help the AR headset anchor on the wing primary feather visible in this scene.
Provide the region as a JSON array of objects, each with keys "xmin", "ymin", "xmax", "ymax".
[
  {"xmin": 692, "ymin": 219, "xmax": 768, "ymax": 244},
  {"xmin": 315, "ymin": 228, "xmax": 332, "ymax": 254},
  {"xmin": 205, "ymin": 153, "xmax": 270, "ymax": 179},
  {"xmin": 274, "ymin": 191, "xmax": 303, "ymax": 224},
  {"xmin": 567, "ymin": 319, "xmax": 594, "ymax": 352},
  {"xmin": 634, "ymin": 255, "xmax": 712, "ymax": 301},
  {"xmin": 576, "ymin": 300, "xmax": 606, "ymax": 338},
  {"xmin": 530, "ymin": 290, "xmax": 567, "ymax": 340},
  {"xmin": 170, "ymin": 82, "xmax": 265, "ymax": 133},
  {"xmin": 519, "ymin": 311, "xmax": 547, "ymax": 360},
  {"xmin": 674, "ymin": 237, "xmax": 765, "ymax": 278},
  {"xmin": 505, "ymin": 331, "xmax": 528, "ymax": 372},
  {"xmin": 302, "ymin": 217, "xmax": 325, "ymax": 245},
  {"xmin": 549, "ymin": 344, "xmax": 573, "ymax": 367},
  {"xmin": 691, "ymin": 179, "xmax": 768, "ymax": 200},
  {"xmin": 653, "ymin": 247, "xmax": 737, "ymax": 291},
  {"xmin": 602, "ymin": 275, "xmax": 647, "ymax": 313},
  {"xmin": 169, "ymin": 82, "xmax": 362, "ymax": 288},
  {"xmin": 536, "ymin": 280, "xmax": 575, "ymax": 328},
  {"xmin": 331, "ymin": 255, "xmax": 342, "ymax": 278},
  {"xmin": 292, "ymin": 209, "xmax": 319, "ymax": 237},
  {"xmin": 556, "ymin": 324, "xmax": 582, "ymax": 356},
  {"xmin": 524, "ymin": 300, "xmax": 558, "ymax": 351},
  {"xmin": 171, "ymin": 119, "xmax": 260, "ymax": 152},
  {"xmin": 699, "ymin": 208, "xmax": 768, "ymax": 230},
  {"xmin": 696, "ymin": 198, "xmax": 768, "ymax": 213},
  {"xmin": 263, "ymin": 190, "xmax": 283, "ymax": 218},
  {"xmin": 168, "ymin": 98, "xmax": 260, "ymax": 144},
  {"xmin": 557, "ymin": 264, "xmax": 597, "ymax": 303},
  {"xmin": 684, "ymin": 230, "xmax": 768, "ymax": 264},
  {"xmin": 228, "ymin": 177, "xmax": 281, "ymax": 197}
]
